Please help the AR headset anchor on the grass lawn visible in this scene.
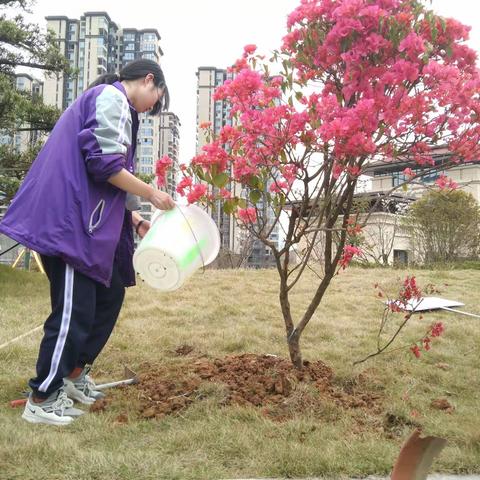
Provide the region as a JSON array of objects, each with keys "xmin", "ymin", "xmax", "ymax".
[{"xmin": 0, "ymin": 264, "xmax": 479, "ymax": 480}]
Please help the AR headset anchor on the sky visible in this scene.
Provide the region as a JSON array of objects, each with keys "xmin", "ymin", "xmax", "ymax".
[{"xmin": 19, "ymin": 0, "xmax": 480, "ymax": 166}]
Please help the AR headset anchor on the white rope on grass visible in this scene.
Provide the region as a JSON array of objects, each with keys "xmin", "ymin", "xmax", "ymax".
[{"xmin": 0, "ymin": 324, "xmax": 43, "ymax": 351}]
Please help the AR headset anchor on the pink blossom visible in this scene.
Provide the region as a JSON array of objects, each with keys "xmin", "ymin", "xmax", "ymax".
[
  {"xmin": 237, "ymin": 207, "xmax": 257, "ymax": 223},
  {"xmin": 403, "ymin": 167, "xmax": 415, "ymax": 178},
  {"xmin": 430, "ymin": 322, "xmax": 445, "ymax": 338},
  {"xmin": 243, "ymin": 44, "xmax": 257, "ymax": 57},
  {"xmin": 176, "ymin": 176, "xmax": 193, "ymax": 196},
  {"xmin": 191, "ymin": 142, "xmax": 230, "ymax": 174},
  {"xmin": 214, "ymin": 68, "xmax": 264, "ymax": 104},
  {"xmin": 339, "ymin": 244, "xmax": 362, "ymax": 270},
  {"xmin": 220, "ymin": 188, "xmax": 231, "ymax": 199},
  {"xmin": 155, "ymin": 155, "xmax": 173, "ymax": 187},
  {"xmin": 398, "ymin": 32, "xmax": 425, "ymax": 59},
  {"xmin": 435, "ymin": 174, "xmax": 458, "ymax": 190},
  {"xmin": 333, "ymin": 163, "xmax": 344, "ymax": 179},
  {"xmin": 269, "ymin": 181, "xmax": 289, "ymax": 193},
  {"xmin": 219, "ymin": 125, "xmax": 241, "ymax": 145},
  {"xmin": 346, "ymin": 165, "xmax": 361, "ymax": 177},
  {"xmin": 228, "ymin": 57, "xmax": 249, "ymax": 73},
  {"xmin": 270, "ymin": 76, "xmax": 283, "ymax": 87},
  {"xmin": 410, "ymin": 345, "xmax": 421, "ymax": 359},
  {"xmin": 186, "ymin": 184, "xmax": 207, "ymax": 204},
  {"xmin": 282, "ymin": 164, "xmax": 298, "ymax": 185},
  {"xmin": 400, "ymin": 276, "xmax": 421, "ymax": 303}
]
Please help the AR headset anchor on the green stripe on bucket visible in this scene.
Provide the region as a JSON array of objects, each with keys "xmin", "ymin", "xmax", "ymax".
[
  {"xmin": 163, "ymin": 209, "xmax": 177, "ymax": 219},
  {"xmin": 178, "ymin": 238, "xmax": 207, "ymax": 269},
  {"xmin": 140, "ymin": 209, "xmax": 180, "ymax": 250}
]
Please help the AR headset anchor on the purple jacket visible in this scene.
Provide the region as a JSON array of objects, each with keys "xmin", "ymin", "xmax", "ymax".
[{"xmin": 0, "ymin": 81, "xmax": 139, "ymax": 287}]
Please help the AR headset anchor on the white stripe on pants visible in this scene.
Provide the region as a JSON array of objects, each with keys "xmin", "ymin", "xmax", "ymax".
[{"xmin": 38, "ymin": 264, "xmax": 74, "ymax": 392}]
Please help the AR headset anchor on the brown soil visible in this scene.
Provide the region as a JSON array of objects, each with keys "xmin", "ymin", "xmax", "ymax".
[
  {"xmin": 173, "ymin": 344, "xmax": 195, "ymax": 356},
  {"xmin": 430, "ymin": 397, "xmax": 455, "ymax": 413},
  {"xmin": 130, "ymin": 352, "xmax": 384, "ymax": 421}
]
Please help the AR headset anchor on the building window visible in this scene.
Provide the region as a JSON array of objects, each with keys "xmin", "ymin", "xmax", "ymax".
[
  {"xmin": 393, "ymin": 250, "xmax": 408, "ymax": 266},
  {"xmin": 420, "ymin": 171, "xmax": 441, "ymax": 183},
  {"xmin": 392, "ymin": 171, "xmax": 407, "ymax": 187},
  {"xmin": 125, "ymin": 43, "xmax": 135, "ymax": 50},
  {"xmin": 142, "ymin": 33, "xmax": 156, "ymax": 41},
  {"xmin": 124, "ymin": 52, "xmax": 134, "ymax": 60},
  {"xmin": 391, "ymin": 168, "xmax": 440, "ymax": 186}
]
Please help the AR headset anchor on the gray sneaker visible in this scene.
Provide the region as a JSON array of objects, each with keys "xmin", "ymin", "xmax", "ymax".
[
  {"xmin": 22, "ymin": 389, "xmax": 84, "ymax": 426},
  {"xmin": 64, "ymin": 366, "xmax": 105, "ymax": 405}
]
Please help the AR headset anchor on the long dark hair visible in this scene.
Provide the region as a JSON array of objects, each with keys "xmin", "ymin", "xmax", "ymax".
[{"xmin": 88, "ymin": 59, "xmax": 169, "ymax": 115}]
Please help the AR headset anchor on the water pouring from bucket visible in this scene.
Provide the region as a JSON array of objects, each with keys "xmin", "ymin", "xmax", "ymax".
[{"xmin": 133, "ymin": 204, "xmax": 220, "ymax": 291}]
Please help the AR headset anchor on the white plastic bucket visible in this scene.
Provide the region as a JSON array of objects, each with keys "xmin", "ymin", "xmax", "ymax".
[{"xmin": 133, "ymin": 204, "xmax": 220, "ymax": 291}]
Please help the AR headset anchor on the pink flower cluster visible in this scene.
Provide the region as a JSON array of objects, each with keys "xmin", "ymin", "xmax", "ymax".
[
  {"xmin": 339, "ymin": 244, "xmax": 362, "ymax": 270},
  {"xmin": 176, "ymin": 177, "xmax": 207, "ymax": 204},
  {"xmin": 435, "ymin": 174, "xmax": 458, "ymax": 190},
  {"xmin": 410, "ymin": 322, "xmax": 445, "ymax": 358},
  {"xmin": 237, "ymin": 207, "xmax": 257, "ymax": 223},
  {"xmin": 281, "ymin": 0, "xmax": 480, "ymax": 165},
  {"xmin": 155, "ymin": 155, "xmax": 173, "ymax": 188},
  {"xmin": 214, "ymin": 68, "xmax": 281, "ymax": 113},
  {"xmin": 192, "ymin": 142, "xmax": 230, "ymax": 173},
  {"xmin": 186, "ymin": 184, "xmax": 207, "ymax": 204},
  {"xmin": 388, "ymin": 275, "xmax": 421, "ymax": 313}
]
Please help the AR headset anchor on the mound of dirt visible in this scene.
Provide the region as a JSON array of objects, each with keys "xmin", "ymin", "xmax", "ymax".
[{"xmin": 135, "ymin": 353, "xmax": 383, "ymax": 421}]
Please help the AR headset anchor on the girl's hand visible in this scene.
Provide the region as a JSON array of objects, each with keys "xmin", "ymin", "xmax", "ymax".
[
  {"xmin": 148, "ymin": 190, "xmax": 175, "ymax": 210},
  {"xmin": 137, "ymin": 220, "xmax": 151, "ymax": 239}
]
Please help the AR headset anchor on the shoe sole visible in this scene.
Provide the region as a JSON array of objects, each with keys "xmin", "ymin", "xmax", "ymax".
[{"xmin": 22, "ymin": 410, "xmax": 73, "ymax": 426}]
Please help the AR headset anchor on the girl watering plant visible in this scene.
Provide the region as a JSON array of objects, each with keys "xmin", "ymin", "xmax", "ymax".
[{"xmin": 0, "ymin": 59, "xmax": 175, "ymax": 425}]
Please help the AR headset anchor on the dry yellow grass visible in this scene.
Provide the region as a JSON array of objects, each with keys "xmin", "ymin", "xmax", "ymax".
[{"xmin": 0, "ymin": 264, "xmax": 479, "ymax": 479}]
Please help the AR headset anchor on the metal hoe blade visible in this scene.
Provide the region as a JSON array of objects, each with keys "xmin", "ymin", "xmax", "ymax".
[{"xmin": 94, "ymin": 366, "xmax": 139, "ymax": 391}]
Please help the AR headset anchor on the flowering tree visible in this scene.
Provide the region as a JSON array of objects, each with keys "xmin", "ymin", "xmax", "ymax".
[{"xmin": 175, "ymin": 0, "xmax": 480, "ymax": 368}]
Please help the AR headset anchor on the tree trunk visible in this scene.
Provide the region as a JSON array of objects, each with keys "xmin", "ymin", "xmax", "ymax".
[{"xmin": 287, "ymin": 332, "xmax": 303, "ymax": 369}]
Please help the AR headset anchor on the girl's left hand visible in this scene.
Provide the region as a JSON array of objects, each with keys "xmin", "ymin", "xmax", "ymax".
[{"xmin": 137, "ymin": 220, "xmax": 151, "ymax": 239}]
